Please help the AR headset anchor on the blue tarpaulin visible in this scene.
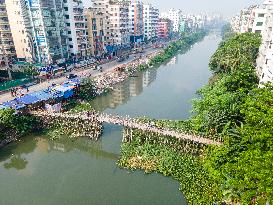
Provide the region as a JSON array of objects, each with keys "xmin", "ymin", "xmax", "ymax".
[
  {"xmin": 54, "ymin": 86, "xmax": 74, "ymax": 99},
  {"xmin": 30, "ymin": 91, "xmax": 52, "ymax": 101},
  {"xmin": 0, "ymin": 104, "xmax": 8, "ymax": 109},
  {"xmin": 2, "ymin": 100, "xmax": 26, "ymax": 110},
  {"xmin": 64, "ymin": 78, "xmax": 81, "ymax": 85},
  {"xmin": 17, "ymin": 94, "xmax": 41, "ymax": 105}
]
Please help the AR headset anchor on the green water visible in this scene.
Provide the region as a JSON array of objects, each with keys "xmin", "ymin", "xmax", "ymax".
[{"xmin": 0, "ymin": 32, "xmax": 221, "ymax": 205}]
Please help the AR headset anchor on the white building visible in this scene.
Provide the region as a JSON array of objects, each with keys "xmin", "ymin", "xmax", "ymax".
[
  {"xmin": 160, "ymin": 9, "xmax": 182, "ymax": 32},
  {"xmin": 108, "ymin": 1, "xmax": 130, "ymax": 46},
  {"xmin": 5, "ymin": 0, "xmax": 37, "ymax": 62},
  {"xmin": 64, "ymin": 0, "xmax": 89, "ymax": 58},
  {"xmin": 0, "ymin": 0, "xmax": 16, "ymax": 61},
  {"xmin": 91, "ymin": 0, "xmax": 130, "ymax": 56},
  {"xmin": 143, "ymin": 4, "xmax": 159, "ymax": 41},
  {"xmin": 255, "ymin": 0, "xmax": 273, "ymax": 84},
  {"xmin": 129, "ymin": 0, "xmax": 144, "ymax": 43}
]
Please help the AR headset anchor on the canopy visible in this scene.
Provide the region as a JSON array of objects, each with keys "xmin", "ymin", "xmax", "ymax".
[
  {"xmin": 30, "ymin": 91, "xmax": 52, "ymax": 101},
  {"xmin": 54, "ymin": 86, "xmax": 74, "ymax": 99},
  {"xmin": 17, "ymin": 94, "xmax": 41, "ymax": 105},
  {"xmin": 0, "ymin": 104, "xmax": 8, "ymax": 109},
  {"xmin": 2, "ymin": 100, "xmax": 26, "ymax": 110}
]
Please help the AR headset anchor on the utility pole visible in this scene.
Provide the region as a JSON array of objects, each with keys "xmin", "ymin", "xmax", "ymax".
[{"xmin": 0, "ymin": 31, "xmax": 12, "ymax": 80}]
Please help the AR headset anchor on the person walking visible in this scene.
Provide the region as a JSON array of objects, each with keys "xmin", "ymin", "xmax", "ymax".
[{"xmin": 10, "ymin": 88, "xmax": 14, "ymax": 97}]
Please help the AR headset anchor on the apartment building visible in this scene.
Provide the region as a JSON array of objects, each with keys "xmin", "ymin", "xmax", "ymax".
[
  {"xmin": 129, "ymin": 0, "xmax": 144, "ymax": 44},
  {"xmin": 255, "ymin": 0, "xmax": 273, "ymax": 84},
  {"xmin": 5, "ymin": 0, "xmax": 37, "ymax": 62},
  {"xmin": 0, "ymin": 0, "xmax": 16, "ymax": 63},
  {"xmin": 143, "ymin": 4, "xmax": 159, "ymax": 41},
  {"xmin": 85, "ymin": 8, "xmax": 106, "ymax": 56},
  {"xmin": 108, "ymin": 1, "xmax": 130, "ymax": 45},
  {"xmin": 158, "ymin": 18, "xmax": 173, "ymax": 39},
  {"xmin": 64, "ymin": 0, "xmax": 89, "ymax": 58},
  {"xmin": 160, "ymin": 9, "xmax": 182, "ymax": 33},
  {"xmin": 233, "ymin": 0, "xmax": 273, "ymax": 84},
  {"xmin": 91, "ymin": 0, "xmax": 130, "ymax": 56},
  {"xmin": 24, "ymin": 0, "xmax": 68, "ymax": 63}
]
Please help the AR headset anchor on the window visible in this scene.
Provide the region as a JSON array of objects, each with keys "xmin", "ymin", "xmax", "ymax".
[
  {"xmin": 69, "ymin": 45, "xmax": 73, "ymax": 48},
  {"xmin": 69, "ymin": 38, "xmax": 72, "ymax": 41},
  {"xmin": 65, "ymin": 15, "xmax": 69, "ymax": 19},
  {"xmin": 256, "ymin": 22, "xmax": 263, "ymax": 26},
  {"xmin": 68, "ymin": 31, "xmax": 71, "ymax": 34},
  {"xmin": 255, "ymin": 30, "xmax": 262, "ymax": 34},
  {"xmin": 258, "ymin": 13, "xmax": 265, "ymax": 17}
]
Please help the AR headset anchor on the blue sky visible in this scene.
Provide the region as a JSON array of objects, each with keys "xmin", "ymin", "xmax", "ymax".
[{"xmin": 83, "ymin": 0, "xmax": 263, "ymax": 17}]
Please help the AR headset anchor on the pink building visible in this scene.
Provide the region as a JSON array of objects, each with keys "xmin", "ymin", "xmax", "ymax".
[{"xmin": 157, "ymin": 18, "xmax": 173, "ymax": 39}]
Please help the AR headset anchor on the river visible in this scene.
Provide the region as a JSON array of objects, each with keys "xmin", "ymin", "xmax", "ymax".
[{"xmin": 0, "ymin": 32, "xmax": 221, "ymax": 205}]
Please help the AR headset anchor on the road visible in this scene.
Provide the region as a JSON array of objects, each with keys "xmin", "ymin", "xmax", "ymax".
[{"xmin": 0, "ymin": 47, "xmax": 160, "ymax": 104}]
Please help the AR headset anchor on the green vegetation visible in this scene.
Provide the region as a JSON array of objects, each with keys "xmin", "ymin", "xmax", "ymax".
[
  {"xmin": 221, "ymin": 23, "xmax": 235, "ymax": 40},
  {"xmin": 118, "ymin": 134, "xmax": 221, "ymax": 204},
  {"xmin": 0, "ymin": 109, "xmax": 39, "ymax": 141},
  {"xmin": 148, "ymin": 30, "xmax": 208, "ymax": 67},
  {"xmin": 78, "ymin": 78, "xmax": 97, "ymax": 100},
  {"xmin": 209, "ymin": 33, "xmax": 261, "ymax": 73},
  {"xmin": 119, "ymin": 32, "xmax": 273, "ymax": 204}
]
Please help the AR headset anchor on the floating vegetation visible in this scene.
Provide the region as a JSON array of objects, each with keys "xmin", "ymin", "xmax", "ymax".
[{"xmin": 118, "ymin": 133, "xmax": 221, "ymax": 205}]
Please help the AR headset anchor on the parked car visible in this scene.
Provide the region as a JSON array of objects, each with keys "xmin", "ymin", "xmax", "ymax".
[
  {"xmin": 116, "ymin": 56, "xmax": 126, "ymax": 62},
  {"xmin": 132, "ymin": 47, "xmax": 144, "ymax": 54},
  {"xmin": 66, "ymin": 74, "xmax": 78, "ymax": 79}
]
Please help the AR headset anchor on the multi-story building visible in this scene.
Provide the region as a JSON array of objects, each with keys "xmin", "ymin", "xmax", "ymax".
[
  {"xmin": 5, "ymin": 0, "xmax": 37, "ymax": 62},
  {"xmin": 0, "ymin": 0, "xmax": 16, "ymax": 63},
  {"xmin": 255, "ymin": 0, "xmax": 273, "ymax": 84},
  {"xmin": 230, "ymin": 5, "xmax": 259, "ymax": 33},
  {"xmin": 143, "ymin": 4, "xmax": 159, "ymax": 41},
  {"xmin": 158, "ymin": 18, "xmax": 173, "ymax": 39},
  {"xmin": 160, "ymin": 9, "xmax": 182, "ymax": 33},
  {"xmin": 92, "ymin": 0, "xmax": 130, "ymax": 56},
  {"xmin": 85, "ymin": 8, "xmax": 106, "ymax": 56},
  {"xmin": 232, "ymin": 0, "xmax": 273, "ymax": 84},
  {"xmin": 107, "ymin": 1, "xmax": 130, "ymax": 45},
  {"xmin": 64, "ymin": 0, "xmax": 89, "ymax": 58},
  {"xmin": 23, "ymin": 0, "xmax": 68, "ymax": 64},
  {"xmin": 129, "ymin": 0, "xmax": 144, "ymax": 44}
]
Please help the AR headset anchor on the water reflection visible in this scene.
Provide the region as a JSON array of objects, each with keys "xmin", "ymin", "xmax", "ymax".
[
  {"xmin": 91, "ymin": 68, "xmax": 158, "ymax": 111},
  {"xmin": 166, "ymin": 56, "xmax": 178, "ymax": 66},
  {"xmin": 0, "ymin": 135, "xmax": 120, "ymax": 171}
]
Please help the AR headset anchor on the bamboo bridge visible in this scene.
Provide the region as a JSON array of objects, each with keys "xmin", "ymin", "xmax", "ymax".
[{"xmin": 31, "ymin": 111, "xmax": 222, "ymax": 146}]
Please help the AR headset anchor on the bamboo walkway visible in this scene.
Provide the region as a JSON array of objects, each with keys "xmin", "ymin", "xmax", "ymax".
[{"xmin": 31, "ymin": 111, "xmax": 222, "ymax": 146}]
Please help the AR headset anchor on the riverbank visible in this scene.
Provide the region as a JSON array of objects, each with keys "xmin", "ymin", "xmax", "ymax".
[
  {"xmin": 62, "ymin": 30, "xmax": 208, "ymax": 112},
  {"xmin": 0, "ymin": 31, "xmax": 219, "ymax": 205},
  {"xmin": 118, "ymin": 132, "xmax": 221, "ymax": 204},
  {"xmin": 118, "ymin": 32, "xmax": 273, "ymax": 204},
  {"xmin": 0, "ymin": 30, "xmax": 208, "ymax": 146}
]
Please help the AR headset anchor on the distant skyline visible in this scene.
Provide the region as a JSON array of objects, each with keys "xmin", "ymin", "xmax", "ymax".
[{"xmin": 82, "ymin": 0, "xmax": 263, "ymax": 17}]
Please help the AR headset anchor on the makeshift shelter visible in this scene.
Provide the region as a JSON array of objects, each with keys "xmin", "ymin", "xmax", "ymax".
[
  {"xmin": 2, "ymin": 100, "xmax": 26, "ymax": 110},
  {"xmin": 17, "ymin": 94, "xmax": 41, "ymax": 105},
  {"xmin": 53, "ymin": 85, "xmax": 74, "ymax": 99},
  {"xmin": 30, "ymin": 91, "xmax": 52, "ymax": 101}
]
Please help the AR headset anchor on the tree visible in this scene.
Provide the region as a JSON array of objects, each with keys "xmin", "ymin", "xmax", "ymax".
[
  {"xmin": 205, "ymin": 85, "xmax": 273, "ymax": 204},
  {"xmin": 209, "ymin": 33, "xmax": 261, "ymax": 73}
]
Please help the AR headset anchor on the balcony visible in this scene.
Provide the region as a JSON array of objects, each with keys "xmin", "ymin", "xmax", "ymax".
[
  {"xmin": 0, "ymin": 21, "xmax": 9, "ymax": 26},
  {"xmin": 0, "ymin": 26, "xmax": 11, "ymax": 32},
  {"xmin": 74, "ymin": 17, "xmax": 84, "ymax": 22},
  {"xmin": 0, "ymin": 12, "xmax": 7, "ymax": 17}
]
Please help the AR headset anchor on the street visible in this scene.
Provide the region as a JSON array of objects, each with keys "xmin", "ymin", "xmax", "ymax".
[{"xmin": 0, "ymin": 47, "xmax": 160, "ymax": 104}]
